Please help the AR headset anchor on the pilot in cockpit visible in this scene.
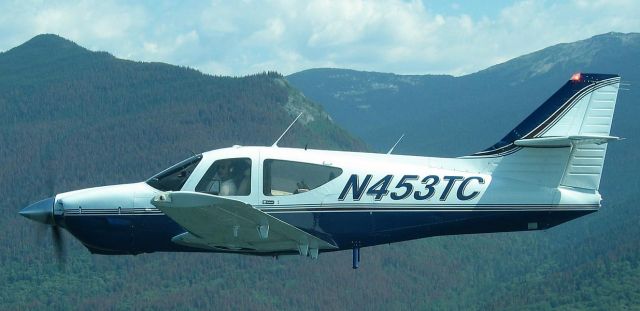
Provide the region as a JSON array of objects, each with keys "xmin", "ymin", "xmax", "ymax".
[
  {"xmin": 210, "ymin": 160, "xmax": 237, "ymax": 196},
  {"xmin": 233, "ymin": 159, "xmax": 251, "ymax": 196},
  {"xmin": 198, "ymin": 158, "xmax": 251, "ymax": 196}
]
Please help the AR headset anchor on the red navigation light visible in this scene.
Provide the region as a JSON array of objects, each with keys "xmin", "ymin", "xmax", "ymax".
[{"xmin": 570, "ymin": 73, "xmax": 582, "ymax": 82}]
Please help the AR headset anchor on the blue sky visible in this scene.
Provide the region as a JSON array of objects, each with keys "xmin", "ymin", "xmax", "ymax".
[{"xmin": 0, "ymin": 0, "xmax": 638, "ymax": 76}]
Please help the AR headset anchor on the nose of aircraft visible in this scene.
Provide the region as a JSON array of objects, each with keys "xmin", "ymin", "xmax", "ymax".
[{"xmin": 19, "ymin": 197, "xmax": 55, "ymax": 225}]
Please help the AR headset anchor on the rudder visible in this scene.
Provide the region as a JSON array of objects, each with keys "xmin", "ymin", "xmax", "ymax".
[{"xmin": 472, "ymin": 73, "xmax": 621, "ymax": 191}]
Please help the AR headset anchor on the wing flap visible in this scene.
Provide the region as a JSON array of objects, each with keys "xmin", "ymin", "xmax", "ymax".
[{"xmin": 151, "ymin": 191, "xmax": 337, "ymax": 253}]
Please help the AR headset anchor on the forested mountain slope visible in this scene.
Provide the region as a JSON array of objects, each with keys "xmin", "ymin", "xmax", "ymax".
[
  {"xmin": 2, "ymin": 33, "xmax": 639, "ymax": 310},
  {"xmin": 0, "ymin": 34, "xmax": 372, "ymax": 310},
  {"xmin": 288, "ymin": 32, "xmax": 640, "ymax": 157},
  {"xmin": 287, "ymin": 32, "xmax": 640, "ymax": 310}
]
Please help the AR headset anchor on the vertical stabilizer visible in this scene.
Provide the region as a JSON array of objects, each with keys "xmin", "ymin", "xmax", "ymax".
[
  {"xmin": 472, "ymin": 73, "xmax": 621, "ymax": 192},
  {"xmin": 557, "ymin": 77, "xmax": 620, "ymax": 190}
]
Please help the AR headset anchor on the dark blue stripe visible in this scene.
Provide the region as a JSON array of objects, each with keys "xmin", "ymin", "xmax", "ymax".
[
  {"xmin": 59, "ymin": 208, "xmax": 597, "ymax": 255},
  {"xmin": 61, "ymin": 204, "xmax": 598, "ymax": 215},
  {"xmin": 472, "ymin": 74, "xmax": 619, "ymax": 157}
]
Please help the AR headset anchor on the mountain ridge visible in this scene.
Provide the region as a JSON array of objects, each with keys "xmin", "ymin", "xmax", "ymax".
[
  {"xmin": 1, "ymin": 32, "xmax": 639, "ymax": 310},
  {"xmin": 0, "ymin": 34, "xmax": 365, "ymax": 153},
  {"xmin": 475, "ymin": 31, "xmax": 640, "ymax": 82},
  {"xmin": 3, "ymin": 34, "xmax": 95, "ymax": 57},
  {"xmin": 288, "ymin": 32, "xmax": 640, "ymax": 156},
  {"xmin": 287, "ymin": 31, "xmax": 640, "ymax": 310}
]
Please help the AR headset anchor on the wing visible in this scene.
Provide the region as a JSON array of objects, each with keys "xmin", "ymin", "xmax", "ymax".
[{"xmin": 151, "ymin": 191, "xmax": 337, "ymax": 256}]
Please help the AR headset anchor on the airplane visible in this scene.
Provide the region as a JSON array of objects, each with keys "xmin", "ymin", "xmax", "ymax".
[{"xmin": 20, "ymin": 73, "xmax": 621, "ymax": 269}]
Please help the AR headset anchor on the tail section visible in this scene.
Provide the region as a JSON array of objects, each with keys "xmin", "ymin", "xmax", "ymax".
[
  {"xmin": 556, "ymin": 76, "xmax": 619, "ymax": 190},
  {"xmin": 473, "ymin": 73, "xmax": 621, "ymax": 191}
]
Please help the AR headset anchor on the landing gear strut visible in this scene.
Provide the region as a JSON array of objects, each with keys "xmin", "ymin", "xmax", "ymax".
[{"xmin": 352, "ymin": 245, "xmax": 360, "ymax": 269}]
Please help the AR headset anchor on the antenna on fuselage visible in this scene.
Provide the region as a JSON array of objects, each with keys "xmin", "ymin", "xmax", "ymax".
[
  {"xmin": 272, "ymin": 112, "xmax": 303, "ymax": 147},
  {"xmin": 386, "ymin": 134, "xmax": 405, "ymax": 154}
]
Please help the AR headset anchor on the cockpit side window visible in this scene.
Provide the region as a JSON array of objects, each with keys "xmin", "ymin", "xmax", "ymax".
[
  {"xmin": 146, "ymin": 155, "xmax": 203, "ymax": 191},
  {"xmin": 195, "ymin": 158, "xmax": 251, "ymax": 196},
  {"xmin": 263, "ymin": 159, "xmax": 342, "ymax": 196}
]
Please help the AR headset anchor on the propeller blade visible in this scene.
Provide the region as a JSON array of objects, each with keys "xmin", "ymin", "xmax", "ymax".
[
  {"xmin": 36, "ymin": 223, "xmax": 48, "ymax": 243},
  {"xmin": 51, "ymin": 225, "xmax": 65, "ymax": 267}
]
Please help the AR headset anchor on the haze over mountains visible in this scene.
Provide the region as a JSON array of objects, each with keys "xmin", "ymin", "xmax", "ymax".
[
  {"xmin": 1, "ymin": 33, "xmax": 639, "ymax": 310},
  {"xmin": 287, "ymin": 32, "xmax": 640, "ymax": 309},
  {"xmin": 288, "ymin": 32, "xmax": 640, "ymax": 157}
]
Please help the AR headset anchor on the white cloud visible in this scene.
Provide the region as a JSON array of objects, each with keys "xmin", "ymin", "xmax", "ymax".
[
  {"xmin": 176, "ymin": 30, "xmax": 199, "ymax": 46},
  {"xmin": 31, "ymin": 2, "xmax": 146, "ymax": 41},
  {"xmin": 246, "ymin": 18, "xmax": 286, "ymax": 45},
  {"xmin": 143, "ymin": 42, "xmax": 159, "ymax": 54},
  {"xmin": 305, "ymin": 1, "xmax": 384, "ymax": 47},
  {"xmin": 0, "ymin": 0, "xmax": 639, "ymax": 76}
]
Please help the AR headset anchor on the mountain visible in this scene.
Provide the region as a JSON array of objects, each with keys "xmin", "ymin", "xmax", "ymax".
[
  {"xmin": 3, "ymin": 33, "xmax": 640, "ymax": 310},
  {"xmin": 287, "ymin": 32, "xmax": 640, "ymax": 157},
  {"xmin": 0, "ymin": 34, "xmax": 366, "ymax": 197},
  {"xmin": 287, "ymin": 32, "xmax": 640, "ymax": 310},
  {"xmin": 0, "ymin": 34, "xmax": 374, "ymax": 310}
]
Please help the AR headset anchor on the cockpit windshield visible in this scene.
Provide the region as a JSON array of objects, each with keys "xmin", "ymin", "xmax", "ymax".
[{"xmin": 146, "ymin": 154, "xmax": 203, "ymax": 191}]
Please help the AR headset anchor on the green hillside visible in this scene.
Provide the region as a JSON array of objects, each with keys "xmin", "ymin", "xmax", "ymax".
[
  {"xmin": 0, "ymin": 34, "xmax": 373, "ymax": 310},
  {"xmin": 287, "ymin": 32, "xmax": 640, "ymax": 157},
  {"xmin": 288, "ymin": 32, "xmax": 640, "ymax": 310},
  {"xmin": 2, "ymin": 33, "xmax": 640, "ymax": 310}
]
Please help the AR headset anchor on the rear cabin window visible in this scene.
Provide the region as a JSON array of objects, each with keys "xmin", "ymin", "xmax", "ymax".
[
  {"xmin": 195, "ymin": 158, "xmax": 251, "ymax": 196},
  {"xmin": 263, "ymin": 159, "xmax": 342, "ymax": 196}
]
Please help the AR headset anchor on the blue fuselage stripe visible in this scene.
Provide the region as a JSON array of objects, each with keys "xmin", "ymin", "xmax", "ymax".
[{"xmin": 59, "ymin": 206, "xmax": 597, "ymax": 255}]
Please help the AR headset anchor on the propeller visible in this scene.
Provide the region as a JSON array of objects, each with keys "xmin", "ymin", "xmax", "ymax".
[
  {"xmin": 46, "ymin": 168, "xmax": 66, "ymax": 267},
  {"xmin": 51, "ymin": 225, "xmax": 66, "ymax": 266},
  {"xmin": 45, "ymin": 157, "xmax": 66, "ymax": 268},
  {"xmin": 22, "ymin": 197, "xmax": 67, "ymax": 269},
  {"xmin": 21, "ymin": 156, "xmax": 67, "ymax": 269}
]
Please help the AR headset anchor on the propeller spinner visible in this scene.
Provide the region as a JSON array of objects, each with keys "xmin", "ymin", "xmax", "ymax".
[{"xmin": 20, "ymin": 197, "xmax": 66, "ymax": 265}]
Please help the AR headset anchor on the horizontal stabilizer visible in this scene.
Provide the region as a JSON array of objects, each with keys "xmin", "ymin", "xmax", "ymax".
[
  {"xmin": 472, "ymin": 73, "xmax": 621, "ymax": 191},
  {"xmin": 514, "ymin": 135, "xmax": 621, "ymax": 148}
]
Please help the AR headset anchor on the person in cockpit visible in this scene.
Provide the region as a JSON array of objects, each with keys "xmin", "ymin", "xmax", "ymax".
[
  {"xmin": 197, "ymin": 158, "xmax": 251, "ymax": 196},
  {"xmin": 211, "ymin": 160, "xmax": 237, "ymax": 196},
  {"xmin": 233, "ymin": 159, "xmax": 251, "ymax": 196}
]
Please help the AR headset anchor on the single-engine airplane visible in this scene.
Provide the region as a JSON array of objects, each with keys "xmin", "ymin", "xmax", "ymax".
[{"xmin": 20, "ymin": 73, "xmax": 621, "ymax": 268}]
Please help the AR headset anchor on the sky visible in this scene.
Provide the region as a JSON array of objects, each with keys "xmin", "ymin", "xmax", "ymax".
[{"xmin": 0, "ymin": 0, "xmax": 639, "ymax": 76}]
